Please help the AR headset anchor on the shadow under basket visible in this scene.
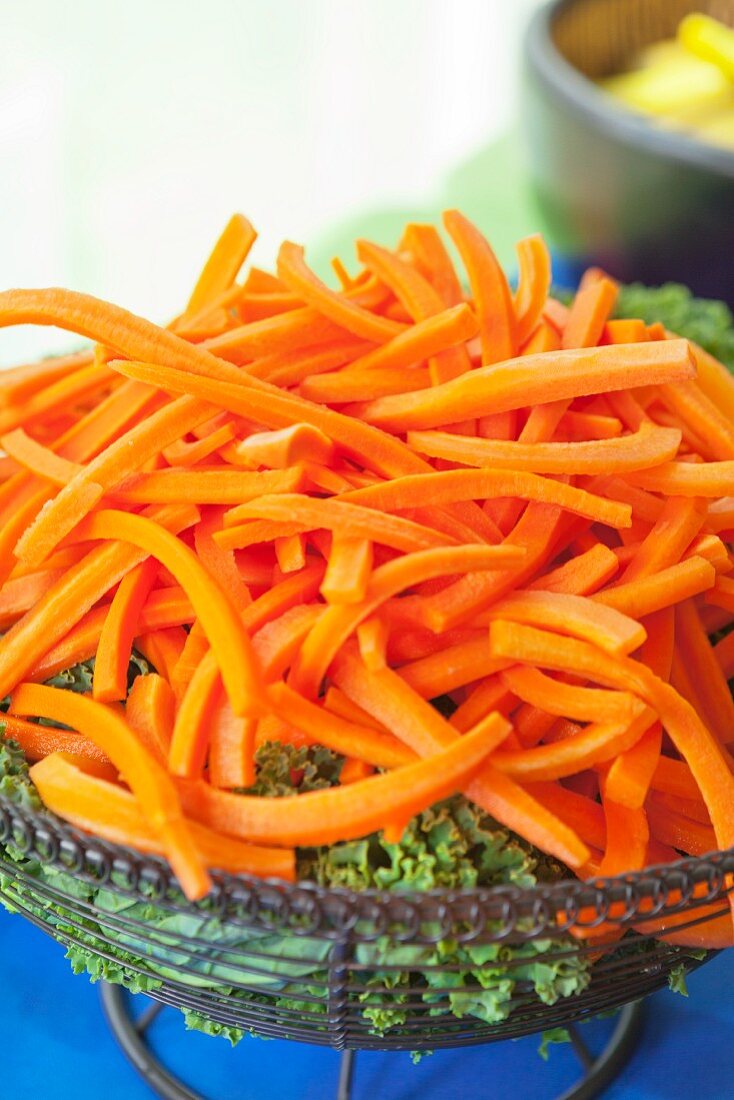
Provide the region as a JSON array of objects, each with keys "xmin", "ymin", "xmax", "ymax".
[
  {"xmin": 523, "ymin": 0, "xmax": 734, "ymax": 302},
  {"xmin": 0, "ymin": 792, "xmax": 730, "ymax": 1055}
]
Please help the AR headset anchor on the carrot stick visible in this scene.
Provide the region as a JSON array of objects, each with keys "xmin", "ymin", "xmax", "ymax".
[
  {"xmin": 408, "ymin": 421, "xmax": 681, "ymax": 475},
  {"xmin": 177, "ymin": 713, "xmax": 501, "ymax": 847},
  {"xmin": 399, "ymin": 638, "xmax": 511, "ymax": 698},
  {"xmin": 593, "ymin": 556, "xmax": 716, "ymax": 618},
  {"xmin": 226, "ymin": 494, "xmax": 455, "ymax": 553},
  {"xmin": 501, "ymin": 666, "xmax": 640, "ymax": 723},
  {"xmin": 628, "ymin": 459, "xmax": 734, "ymax": 497},
  {"xmin": 597, "ymin": 795, "xmax": 649, "ymax": 877},
  {"xmin": 10, "ymin": 684, "xmax": 210, "ymax": 900},
  {"xmin": 674, "ymin": 599, "xmax": 734, "ymax": 747},
  {"xmin": 0, "ymin": 350, "xmax": 92, "ymax": 407},
  {"xmin": 93, "ymin": 558, "xmax": 158, "ymax": 702},
  {"xmin": 163, "ymin": 422, "xmax": 237, "ymax": 466},
  {"xmin": 193, "ymin": 509, "xmax": 251, "ymax": 611},
  {"xmin": 1, "ymin": 712, "xmax": 111, "ymax": 767},
  {"xmin": 67, "ymin": 509, "xmax": 265, "ymax": 717},
  {"xmin": 0, "ymin": 363, "xmax": 115, "ymax": 436},
  {"xmin": 319, "ymin": 537, "xmax": 373, "ymax": 605},
  {"xmin": 231, "ymin": 424, "xmax": 334, "ymax": 469},
  {"xmin": 357, "ymin": 616, "xmax": 389, "ymax": 671},
  {"xmin": 618, "ymin": 497, "xmax": 706, "ymax": 583},
  {"xmin": 528, "ymin": 544, "xmax": 620, "ymax": 595},
  {"xmin": 348, "ymin": 340, "xmax": 695, "ymax": 431},
  {"xmin": 602, "ymin": 319, "xmax": 649, "ymax": 345},
  {"xmin": 208, "ymin": 698, "xmax": 256, "ymax": 790},
  {"xmin": 276, "ymin": 241, "xmax": 405, "ymax": 343},
  {"xmin": 169, "ymin": 649, "xmax": 221, "ymax": 777},
  {"xmin": 30, "ymin": 752, "xmax": 295, "ymax": 881},
  {"xmin": 562, "ymin": 277, "xmax": 618, "ymax": 349},
  {"xmin": 112, "ymin": 467, "xmax": 306, "ymax": 505},
  {"xmin": 184, "ymin": 214, "xmax": 256, "ymax": 318},
  {"xmin": 126, "ymin": 673, "xmax": 176, "ymax": 761},
  {"xmin": 443, "ymin": 210, "xmax": 515, "ymax": 364},
  {"xmin": 340, "ymin": 468, "xmax": 631, "ymax": 528},
  {"xmin": 399, "ymin": 223, "xmax": 464, "ymax": 307},
  {"xmin": 482, "ymin": 590, "xmax": 646, "ymax": 655},
  {"xmin": 513, "ymin": 235, "xmax": 552, "ymax": 345}
]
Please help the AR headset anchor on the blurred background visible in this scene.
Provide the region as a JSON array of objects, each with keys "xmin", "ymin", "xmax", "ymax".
[{"xmin": 0, "ymin": 0, "xmax": 545, "ymax": 366}]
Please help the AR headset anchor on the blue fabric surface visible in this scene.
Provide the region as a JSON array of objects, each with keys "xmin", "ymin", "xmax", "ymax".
[{"xmin": 3, "ymin": 904, "xmax": 734, "ymax": 1099}]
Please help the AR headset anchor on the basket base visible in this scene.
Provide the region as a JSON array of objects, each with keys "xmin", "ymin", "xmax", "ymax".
[{"xmin": 99, "ymin": 984, "xmax": 644, "ymax": 1100}]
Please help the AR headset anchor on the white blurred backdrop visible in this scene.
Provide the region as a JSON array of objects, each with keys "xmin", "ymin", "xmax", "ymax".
[{"xmin": 0, "ymin": 0, "xmax": 544, "ymax": 365}]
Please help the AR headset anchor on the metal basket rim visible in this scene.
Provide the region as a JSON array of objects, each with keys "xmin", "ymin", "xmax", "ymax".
[{"xmin": 2, "ymin": 790, "xmax": 732, "ymax": 915}]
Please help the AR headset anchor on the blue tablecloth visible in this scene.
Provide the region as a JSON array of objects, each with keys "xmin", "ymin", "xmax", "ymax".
[{"xmin": 4, "ymin": 904, "xmax": 734, "ymax": 1099}]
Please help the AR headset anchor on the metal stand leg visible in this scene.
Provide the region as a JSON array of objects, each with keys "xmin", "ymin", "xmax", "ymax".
[{"xmin": 99, "ymin": 984, "xmax": 644, "ymax": 1100}]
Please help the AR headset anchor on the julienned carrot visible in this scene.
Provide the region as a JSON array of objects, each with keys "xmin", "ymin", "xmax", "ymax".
[
  {"xmin": 290, "ymin": 543, "xmax": 526, "ymax": 698},
  {"xmin": 407, "ymin": 421, "xmax": 682, "ymax": 475},
  {"xmin": 597, "ymin": 794, "xmax": 649, "ymax": 878},
  {"xmin": 112, "ymin": 467, "xmax": 306, "ymax": 504},
  {"xmin": 0, "ymin": 505, "xmax": 197, "ymax": 700},
  {"xmin": 277, "ymin": 241, "xmax": 405, "ymax": 344},
  {"xmin": 563, "ymin": 276, "xmax": 618, "ymax": 350},
  {"xmin": 184, "ymin": 214, "xmax": 256, "ymax": 318},
  {"xmin": 30, "ymin": 752, "xmax": 295, "ymax": 881},
  {"xmin": 177, "ymin": 714, "xmax": 500, "ymax": 847},
  {"xmin": 225, "ymin": 494, "xmax": 456, "ymax": 553},
  {"xmin": 0, "ymin": 362, "xmax": 115, "ymax": 436},
  {"xmin": 481, "ymin": 590, "xmax": 646, "ymax": 655},
  {"xmin": 230, "ymin": 424, "xmax": 334, "ymax": 469},
  {"xmin": 0, "ymin": 349, "xmax": 92, "ymax": 407},
  {"xmin": 628, "ymin": 459, "xmax": 734, "ymax": 496},
  {"xmin": 513, "ymin": 235, "xmax": 552, "ymax": 346},
  {"xmin": 657, "ymin": 379, "xmax": 734, "ymax": 462},
  {"xmin": 501, "ymin": 666, "xmax": 640, "ymax": 723},
  {"xmin": 399, "ymin": 223, "xmax": 464, "ymax": 307},
  {"xmin": 491, "ymin": 705, "xmax": 653, "ymax": 782},
  {"xmin": 604, "ymin": 723, "xmax": 662, "ymax": 810},
  {"xmin": 1, "ymin": 712, "xmax": 112, "ymax": 767},
  {"xmin": 357, "ymin": 616, "xmax": 389, "ymax": 671},
  {"xmin": 65, "ymin": 509, "xmax": 265, "ymax": 717},
  {"xmin": 208, "ymin": 698, "xmax": 255, "ymax": 790},
  {"xmin": 592, "ymin": 556, "xmax": 716, "ymax": 618},
  {"xmin": 168, "ymin": 649, "xmax": 220, "ymax": 777},
  {"xmin": 0, "ymin": 570, "xmax": 67, "ymax": 629},
  {"xmin": 163, "ymin": 422, "xmax": 237, "ymax": 466},
  {"xmin": 10, "ymin": 684, "xmax": 210, "ymax": 900},
  {"xmin": 339, "ymin": 468, "xmax": 632, "ymax": 528},
  {"xmin": 528, "ymin": 544, "xmax": 620, "ymax": 595},
  {"xmin": 93, "ymin": 559, "xmax": 158, "ymax": 702},
  {"xmin": 193, "ymin": 509, "xmax": 251, "ymax": 611},
  {"xmin": 348, "ymin": 340, "xmax": 695, "ymax": 431},
  {"xmin": 356, "ymin": 239, "xmax": 471, "ymax": 382},
  {"xmin": 0, "ymin": 428, "xmax": 83, "ymax": 484},
  {"xmin": 399, "ymin": 638, "xmax": 511, "ymax": 698},
  {"xmin": 487, "ymin": 621, "xmax": 734, "ymax": 859},
  {"xmin": 168, "ymin": 621, "xmax": 209, "ymax": 702},
  {"xmin": 320, "ymin": 537, "xmax": 373, "ymax": 604},
  {"xmin": 274, "ymin": 533, "xmax": 306, "ymax": 574},
  {"xmin": 126, "ymin": 673, "xmax": 176, "ymax": 762},
  {"xmin": 332, "ymin": 650, "xmax": 589, "ymax": 867},
  {"xmin": 618, "ymin": 496, "xmax": 707, "ymax": 583},
  {"xmin": 674, "ymin": 599, "xmax": 734, "ymax": 748},
  {"xmin": 443, "ymin": 210, "xmax": 515, "ymax": 364}
]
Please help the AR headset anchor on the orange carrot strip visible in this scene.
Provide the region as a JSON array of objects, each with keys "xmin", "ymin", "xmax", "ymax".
[
  {"xmin": 356, "ymin": 240, "xmax": 471, "ymax": 382},
  {"xmin": 232, "ymin": 424, "xmax": 334, "ymax": 469},
  {"xmin": 408, "ymin": 421, "xmax": 681, "ymax": 475},
  {"xmin": 208, "ymin": 698, "xmax": 255, "ymax": 790},
  {"xmin": 242, "ymin": 564, "xmax": 325, "ymax": 635},
  {"xmin": 177, "ymin": 714, "xmax": 499, "ymax": 847},
  {"xmin": 203, "ymin": 307, "xmax": 349, "ymax": 362},
  {"xmin": 487, "ymin": 620, "xmax": 734, "ymax": 859},
  {"xmin": 597, "ymin": 796, "xmax": 649, "ymax": 877},
  {"xmin": 646, "ymin": 802, "xmax": 716, "ymax": 858},
  {"xmin": 276, "ymin": 241, "xmax": 405, "ymax": 343},
  {"xmin": 481, "ymin": 590, "xmax": 646, "ymax": 655},
  {"xmin": 349, "ymin": 341, "xmax": 695, "ymax": 431},
  {"xmin": 357, "ymin": 616, "xmax": 389, "ymax": 671},
  {"xmin": 399, "ymin": 638, "xmax": 511, "ymax": 698},
  {"xmin": 601, "ymin": 319, "xmax": 649, "ymax": 345},
  {"xmin": 628, "ymin": 460, "xmax": 734, "ymax": 497},
  {"xmin": 0, "ymin": 488, "xmax": 56, "ymax": 590},
  {"xmin": 0, "ymin": 505, "xmax": 196, "ymax": 699},
  {"xmin": 30, "ymin": 752, "xmax": 294, "ymax": 880},
  {"xmin": 0, "ymin": 428, "xmax": 82, "ymax": 484},
  {"xmin": 513, "ymin": 235, "xmax": 552, "ymax": 345},
  {"xmin": 492, "ymin": 705, "xmax": 653, "ymax": 782},
  {"xmin": 291, "ymin": 543, "xmax": 525, "ymax": 698},
  {"xmin": 529, "ymin": 544, "xmax": 620, "ymax": 595},
  {"xmin": 0, "ymin": 362, "xmax": 115, "ymax": 435},
  {"xmin": 0, "ymin": 350, "xmax": 92, "ymax": 407},
  {"xmin": 0, "ymin": 569, "xmax": 67, "ymax": 629},
  {"xmin": 274, "ymin": 533, "xmax": 306, "ymax": 574},
  {"xmin": 300, "ymin": 366, "xmax": 433, "ymax": 403},
  {"xmin": 332, "ymin": 650, "xmax": 589, "ymax": 867},
  {"xmin": 113, "ymin": 466, "xmax": 305, "ymax": 505},
  {"xmin": 593, "ymin": 556, "xmax": 716, "ymax": 618},
  {"xmin": 707, "ymin": 576, "xmax": 734, "ymax": 619},
  {"xmin": 689, "ymin": 341, "xmax": 734, "ymax": 424},
  {"xmin": 11, "ymin": 684, "xmax": 210, "ymax": 899},
  {"xmin": 400, "ymin": 223, "xmax": 464, "ymax": 307},
  {"xmin": 618, "ymin": 497, "xmax": 706, "ymax": 583},
  {"xmin": 339, "ymin": 468, "xmax": 631, "ymax": 528},
  {"xmin": 556, "ymin": 411, "xmax": 623, "ymax": 441},
  {"xmin": 675, "ymin": 599, "xmax": 734, "ymax": 747},
  {"xmin": 251, "ymin": 604, "xmax": 323, "ymax": 682},
  {"xmin": 563, "ymin": 276, "xmax": 618, "ymax": 349},
  {"xmin": 320, "ymin": 537, "xmax": 373, "ymax": 605},
  {"xmin": 169, "ymin": 649, "xmax": 220, "ymax": 777},
  {"xmin": 93, "ymin": 559, "xmax": 159, "ymax": 702},
  {"xmin": 525, "ymin": 782, "xmax": 607, "ymax": 851},
  {"xmin": 170, "ymin": 621, "xmax": 209, "ymax": 701},
  {"xmin": 520, "ymin": 321, "xmax": 561, "ymax": 355},
  {"xmin": 267, "ymin": 681, "xmax": 415, "ymax": 770},
  {"xmin": 163, "ymin": 422, "xmax": 237, "ymax": 466},
  {"xmin": 67, "ymin": 509, "xmax": 265, "ymax": 717},
  {"xmin": 501, "ymin": 666, "xmax": 640, "ymax": 723},
  {"xmin": 184, "ymin": 214, "xmax": 256, "ymax": 317},
  {"xmin": 1, "ymin": 713, "xmax": 111, "ymax": 767},
  {"xmin": 657, "ymin": 378, "xmax": 734, "ymax": 462},
  {"xmin": 194, "ymin": 509, "xmax": 251, "ymax": 611},
  {"xmin": 126, "ymin": 673, "xmax": 176, "ymax": 762},
  {"xmin": 443, "ymin": 209, "xmax": 515, "ymax": 363},
  {"xmin": 227, "ymin": 494, "xmax": 455, "ymax": 553}
]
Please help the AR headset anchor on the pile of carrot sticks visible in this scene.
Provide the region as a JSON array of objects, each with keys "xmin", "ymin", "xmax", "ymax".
[{"xmin": 0, "ymin": 211, "xmax": 733, "ymax": 946}]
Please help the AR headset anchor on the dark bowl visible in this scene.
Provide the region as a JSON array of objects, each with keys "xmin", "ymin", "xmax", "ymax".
[{"xmin": 523, "ymin": 0, "xmax": 734, "ymax": 303}]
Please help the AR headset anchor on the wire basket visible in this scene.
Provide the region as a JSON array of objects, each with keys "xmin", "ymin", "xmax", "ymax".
[{"xmin": 0, "ymin": 791, "xmax": 729, "ymax": 1052}]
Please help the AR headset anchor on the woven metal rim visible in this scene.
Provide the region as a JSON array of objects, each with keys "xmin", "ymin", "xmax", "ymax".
[{"xmin": 1, "ymin": 793, "xmax": 731, "ymax": 942}]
